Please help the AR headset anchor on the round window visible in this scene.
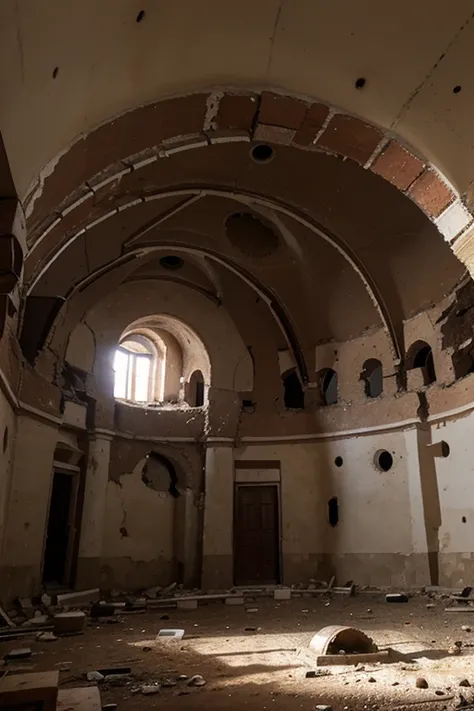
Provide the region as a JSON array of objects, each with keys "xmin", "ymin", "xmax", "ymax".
[{"xmin": 374, "ymin": 450, "xmax": 393, "ymax": 472}]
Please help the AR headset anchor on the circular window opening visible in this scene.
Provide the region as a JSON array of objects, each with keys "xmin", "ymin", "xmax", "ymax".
[
  {"xmin": 440, "ymin": 441, "xmax": 450, "ymax": 458},
  {"xmin": 334, "ymin": 456, "xmax": 343, "ymax": 468},
  {"xmin": 374, "ymin": 450, "xmax": 393, "ymax": 472},
  {"xmin": 251, "ymin": 143, "xmax": 275, "ymax": 164},
  {"xmin": 3, "ymin": 426, "xmax": 8, "ymax": 453},
  {"xmin": 160, "ymin": 255, "xmax": 184, "ymax": 270}
]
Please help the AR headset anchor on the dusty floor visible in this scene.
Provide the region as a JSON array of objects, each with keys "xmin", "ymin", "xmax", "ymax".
[{"xmin": 2, "ymin": 594, "xmax": 474, "ymax": 710}]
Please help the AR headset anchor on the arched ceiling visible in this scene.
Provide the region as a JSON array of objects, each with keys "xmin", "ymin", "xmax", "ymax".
[{"xmin": 2, "ymin": 0, "xmax": 474, "ymax": 198}]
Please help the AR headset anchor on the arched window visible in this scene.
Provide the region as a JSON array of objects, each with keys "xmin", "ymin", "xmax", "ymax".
[
  {"xmin": 318, "ymin": 368, "xmax": 338, "ymax": 406},
  {"xmin": 361, "ymin": 358, "xmax": 383, "ymax": 398},
  {"xmin": 188, "ymin": 370, "xmax": 205, "ymax": 407},
  {"xmin": 406, "ymin": 341, "xmax": 436, "ymax": 386},
  {"xmin": 282, "ymin": 369, "xmax": 305, "ymax": 409},
  {"xmin": 113, "ymin": 335, "xmax": 156, "ymax": 402}
]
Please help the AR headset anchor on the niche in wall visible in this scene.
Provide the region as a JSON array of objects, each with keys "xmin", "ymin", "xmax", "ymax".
[
  {"xmin": 317, "ymin": 368, "xmax": 338, "ymax": 406},
  {"xmin": 282, "ymin": 369, "xmax": 305, "ymax": 409},
  {"xmin": 406, "ymin": 341, "xmax": 436, "ymax": 386},
  {"xmin": 328, "ymin": 497, "xmax": 339, "ymax": 527}
]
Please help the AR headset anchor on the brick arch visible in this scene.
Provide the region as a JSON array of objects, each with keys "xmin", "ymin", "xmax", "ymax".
[{"xmin": 24, "ymin": 90, "xmax": 473, "ymax": 278}]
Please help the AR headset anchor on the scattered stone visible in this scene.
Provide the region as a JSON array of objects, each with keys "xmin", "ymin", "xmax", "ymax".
[
  {"xmin": 161, "ymin": 678, "xmax": 177, "ymax": 687},
  {"xmin": 449, "ymin": 644, "xmax": 462, "ymax": 656},
  {"xmin": 416, "ymin": 677, "xmax": 429, "ymax": 689},
  {"xmin": 36, "ymin": 631, "xmax": 57, "ymax": 642},
  {"xmin": 305, "ymin": 670, "xmax": 331, "ymax": 678},
  {"xmin": 4, "ymin": 648, "xmax": 32, "ymax": 661},
  {"xmin": 177, "ymin": 674, "xmax": 189, "ymax": 681},
  {"xmin": 426, "ymin": 603, "xmax": 436, "ymax": 609},
  {"xmin": 144, "ymin": 586, "xmax": 162, "ymax": 598},
  {"xmin": 160, "ymin": 582, "xmax": 177, "ymax": 597},
  {"xmin": 55, "ymin": 662, "xmax": 72, "ymax": 672},
  {"xmin": 141, "ymin": 684, "xmax": 160, "ymax": 695},
  {"xmin": 53, "ymin": 610, "xmax": 86, "ymax": 635},
  {"xmin": 188, "ymin": 674, "xmax": 206, "ymax": 687},
  {"xmin": 41, "ymin": 593, "xmax": 52, "ymax": 608},
  {"xmin": 156, "ymin": 628, "xmax": 185, "ymax": 640},
  {"xmin": 435, "ymin": 690, "xmax": 445, "ymax": 696},
  {"xmin": 103, "ymin": 674, "xmax": 131, "ymax": 686},
  {"xmin": 102, "ymin": 705, "xmax": 118, "ymax": 711},
  {"xmin": 87, "ymin": 671, "xmax": 105, "ymax": 682},
  {"xmin": 462, "ymin": 626, "xmax": 472, "ymax": 632},
  {"xmin": 246, "ymin": 608, "xmax": 258, "ymax": 613},
  {"xmin": 368, "ymin": 677, "xmax": 376, "ymax": 683},
  {"xmin": 459, "ymin": 679, "xmax": 471, "ymax": 687},
  {"xmin": 392, "ymin": 681, "xmax": 399, "ymax": 686},
  {"xmin": 142, "ymin": 646, "xmax": 153, "ymax": 652},
  {"xmin": 245, "ymin": 626, "xmax": 257, "ymax": 632},
  {"xmin": 160, "ymin": 614, "xmax": 170, "ymax": 620},
  {"xmin": 367, "ymin": 608, "xmax": 373, "ymax": 614},
  {"xmin": 23, "ymin": 614, "xmax": 48, "ymax": 627}
]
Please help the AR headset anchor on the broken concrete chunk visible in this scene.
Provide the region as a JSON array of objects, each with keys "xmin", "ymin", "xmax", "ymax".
[
  {"xmin": 386, "ymin": 593, "xmax": 409, "ymax": 603},
  {"xmin": 141, "ymin": 684, "xmax": 160, "ymax": 695},
  {"xmin": 4, "ymin": 647, "xmax": 32, "ymax": 661},
  {"xmin": 416, "ymin": 677, "xmax": 429, "ymax": 689},
  {"xmin": 36, "ymin": 631, "xmax": 57, "ymax": 642},
  {"xmin": 0, "ymin": 671, "xmax": 59, "ymax": 710},
  {"xmin": 188, "ymin": 674, "xmax": 206, "ymax": 687},
  {"xmin": 86, "ymin": 671, "xmax": 105, "ymax": 682},
  {"xmin": 459, "ymin": 679, "xmax": 471, "ymax": 687}
]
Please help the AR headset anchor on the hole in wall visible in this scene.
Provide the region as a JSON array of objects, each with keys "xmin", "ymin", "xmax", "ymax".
[
  {"xmin": 462, "ymin": 516, "xmax": 467, "ymax": 524},
  {"xmin": 355, "ymin": 77, "xmax": 366, "ymax": 89},
  {"xmin": 440, "ymin": 441, "xmax": 450, "ymax": 457},
  {"xmin": 453, "ymin": 85, "xmax": 462, "ymax": 94},
  {"xmin": 334, "ymin": 456, "xmax": 343, "ymax": 468},
  {"xmin": 136, "ymin": 9, "xmax": 145, "ymax": 22},
  {"xmin": 160, "ymin": 255, "xmax": 184, "ymax": 270},
  {"xmin": 120, "ymin": 527, "xmax": 129, "ymax": 538},
  {"xmin": 317, "ymin": 368, "xmax": 338, "ymax": 406},
  {"xmin": 328, "ymin": 497, "xmax": 339, "ymax": 527},
  {"xmin": 374, "ymin": 450, "xmax": 393, "ymax": 472},
  {"xmin": 52, "ymin": 67, "xmax": 59, "ymax": 79},
  {"xmin": 250, "ymin": 143, "xmax": 275, "ymax": 164},
  {"xmin": 452, "ymin": 344, "xmax": 474, "ymax": 380},
  {"xmin": 406, "ymin": 341, "xmax": 436, "ymax": 386},
  {"xmin": 282, "ymin": 370, "xmax": 305, "ymax": 409},
  {"xmin": 2, "ymin": 426, "xmax": 8, "ymax": 453},
  {"xmin": 142, "ymin": 452, "xmax": 181, "ymax": 498},
  {"xmin": 361, "ymin": 359, "xmax": 383, "ymax": 398}
]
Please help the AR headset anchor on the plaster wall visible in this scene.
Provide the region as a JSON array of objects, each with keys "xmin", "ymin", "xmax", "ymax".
[{"xmin": 0, "ymin": 388, "xmax": 17, "ymax": 575}]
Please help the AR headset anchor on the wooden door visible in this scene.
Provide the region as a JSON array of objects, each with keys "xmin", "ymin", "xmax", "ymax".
[{"xmin": 234, "ymin": 485, "xmax": 280, "ymax": 585}]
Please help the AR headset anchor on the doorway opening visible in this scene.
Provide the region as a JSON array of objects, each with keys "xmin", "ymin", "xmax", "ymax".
[
  {"xmin": 234, "ymin": 484, "xmax": 280, "ymax": 585},
  {"xmin": 42, "ymin": 470, "xmax": 78, "ymax": 588}
]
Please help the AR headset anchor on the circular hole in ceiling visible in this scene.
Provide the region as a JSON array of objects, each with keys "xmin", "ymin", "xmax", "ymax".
[
  {"xmin": 250, "ymin": 143, "xmax": 275, "ymax": 164},
  {"xmin": 374, "ymin": 449, "xmax": 393, "ymax": 472},
  {"xmin": 355, "ymin": 77, "xmax": 366, "ymax": 89},
  {"xmin": 136, "ymin": 9, "xmax": 145, "ymax": 22},
  {"xmin": 160, "ymin": 256, "xmax": 184, "ymax": 270},
  {"xmin": 3, "ymin": 426, "xmax": 8, "ymax": 453},
  {"xmin": 225, "ymin": 212, "xmax": 280, "ymax": 258},
  {"xmin": 334, "ymin": 456, "xmax": 343, "ymax": 468},
  {"xmin": 453, "ymin": 85, "xmax": 462, "ymax": 94},
  {"xmin": 462, "ymin": 516, "xmax": 467, "ymax": 523}
]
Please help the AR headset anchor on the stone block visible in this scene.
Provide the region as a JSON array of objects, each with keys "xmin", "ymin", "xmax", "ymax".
[
  {"xmin": 53, "ymin": 610, "xmax": 86, "ymax": 635},
  {"xmin": 274, "ymin": 587, "xmax": 292, "ymax": 600},
  {"xmin": 177, "ymin": 599, "xmax": 198, "ymax": 610},
  {"xmin": 0, "ymin": 671, "xmax": 59, "ymax": 709},
  {"xmin": 225, "ymin": 596, "xmax": 245, "ymax": 605}
]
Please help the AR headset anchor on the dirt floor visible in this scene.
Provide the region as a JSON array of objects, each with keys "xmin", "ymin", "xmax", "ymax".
[{"xmin": 2, "ymin": 593, "xmax": 474, "ymax": 710}]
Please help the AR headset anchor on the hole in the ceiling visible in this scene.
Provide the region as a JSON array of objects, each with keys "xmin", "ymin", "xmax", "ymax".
[
  {"xmin": 2, "ymin": 427, "xmax": 8, "ymax": 453},
  {"xmin": 462, "ymin": 516, "xmax": 467, "ymax": 523},
  {"xmin": 136, "ymin": 9, "xmax": 145, "ymax": 22},
  {"xmin": 160, "ymin": 256, "xmax": 184, "ymax": 270},
  {"xmin": 374, "ymin": 450, "xmax": 393, "ymax": 472},
  {"xmin": 52, "ymin": 67, "xmax": 59, "ymax": 79},
  {"xmin": 355, "ymin": 77, "xmax": 366, "ymax": 90},
  {"xmin": 250, "ymin": 143, "xmax": 275, "ymax": 164},
  {"xmin": 453, "ymin": 85, "xmax": 462, "ymax": 94},
  {"xmin": 334, "ymin": 456, "xmax": 343, "ymax": 468},
  {"xmin": 328, "ymin": 497, "xmax": 339, "ymax": 527}
]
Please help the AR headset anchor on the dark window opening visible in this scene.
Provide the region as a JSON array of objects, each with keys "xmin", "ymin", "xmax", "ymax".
[
  {"xmin": 188, "ymin": 370, "xmax": 205, "ymax": 407},
  {"xmin": 282, "ymin": 370, "xmax": 305, "ymax": 409},
  {"xmin": 334, "ymin": 456, "xmax": 343, "ymax": 468},
  {"xmin": 317, "ymin": 368, "xmax": 338, "ymax": 406},
  {"xmin": 328, "ymin": 497, "xmax": 339, "ymax": 527},
  {"xmin": 375, "ymin": 450, "xmax": 393, "ymax": 472},
  {"xmin": 361, "ymin": 358, "xmax": 383, "ymax": 398},
  {"xmin": 406, "ymin": 341, "xmax": 436, "ymax": 385}
]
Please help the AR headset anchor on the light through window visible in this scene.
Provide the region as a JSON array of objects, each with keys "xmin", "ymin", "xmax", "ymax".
[{"xmin": 113, "ymin": 337, "xmax": 154, "ymax": 402}]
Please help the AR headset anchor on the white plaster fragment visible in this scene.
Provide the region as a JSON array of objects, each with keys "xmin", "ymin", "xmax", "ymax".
[
  {"xmin": 159, "ymin": 140, "xmax": 208, "ymax": 157},
  {"xmin": 203, "ymin": 91, "xmax": 224, "ymax": 132},
  {"xmin": 436, "ymin": 199, "xmax": 473, "ymax": 242},
  {"xmin": 90, "ymin": 167, "xmax": 131, "ymax": 192},
  {"xmin": 118, "ymin": 198, "xmax": 143, "ymax": 212},
  {"xmin": 86, "ymin": 209, "xmax": 118, "ymax": 231},
  {"xmin": 208, "ymin": 134, "xmax": 250, "ymax": 144},
  {"xmin": 60, "ymin": 189, "xmax": 94, "ymax": 217}
]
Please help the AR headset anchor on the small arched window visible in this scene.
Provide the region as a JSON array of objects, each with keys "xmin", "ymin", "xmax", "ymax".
[
  {"xmin": 188, "ymin": 370, "xmax": 205, "ymax": 407},
  {"xmin": 113, "ymin": 335, "xmax": 156, "ymax": 402},
  {"xmin": 318, "ymin": 368, "xmax": 338, "ymax": 406},
  {"xmin": 361, "ymin": 358, "xmax": 383, "ymax": 398},
  {"xmin": 406, "ymin": 341, "xmax": 436, "ymax": 386},
  {"xmin": 282, "ymin": 369, "xmax": 305, "ymax": 409}
]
